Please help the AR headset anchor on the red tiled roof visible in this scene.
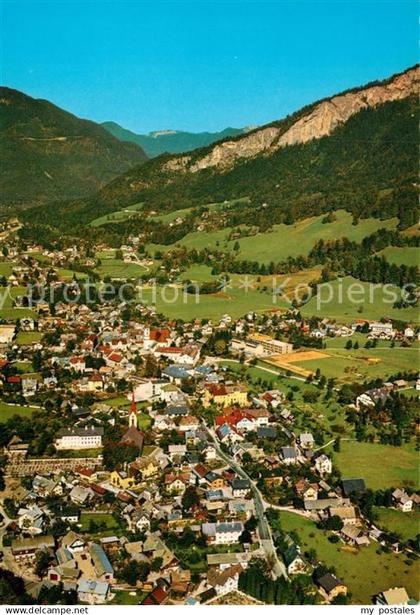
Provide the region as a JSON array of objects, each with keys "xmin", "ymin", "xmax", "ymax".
[
  {"xmin": 108, "ymin": 353, "xmax": 122, "ymax": 362},
  {"xmin": 159, "ymin": 346, "xmax": 181, "ymax": 354},
  {"xmin": 75, "ymin": 467, "xmax": 93, "ymax": 477},
  {"xmin": 91, "ymin": 484, "xmax": 106, "ymax": 495},
  {"xmin": 205, "ymin": 383, "xmax": 227, "ymax": 396},
  {"xmin": 149, "ymin": 328, "xmax": 171, "ymax": 343}
]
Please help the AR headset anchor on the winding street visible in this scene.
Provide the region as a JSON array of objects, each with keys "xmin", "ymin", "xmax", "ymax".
[{"xmin": 203, "ymin": 424, "xmax": 288, "ymax": 580}]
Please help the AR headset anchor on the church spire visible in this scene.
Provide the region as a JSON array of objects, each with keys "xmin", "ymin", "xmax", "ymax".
[{"xmin": 129, "ymin": 391, "xmax": 137, "ymax": 428}]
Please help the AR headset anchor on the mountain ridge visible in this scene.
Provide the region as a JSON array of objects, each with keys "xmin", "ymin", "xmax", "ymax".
[
  {"xmin": 0, "ymin": 87, "xmax": 148, "ymax": 209},
  {"xmin": 101, "ymin": 121, "xmax": 248, "ymax": 157},
  {"xmin": 20, "ymin": 64, "xmax": 419, "ymax": 236}
]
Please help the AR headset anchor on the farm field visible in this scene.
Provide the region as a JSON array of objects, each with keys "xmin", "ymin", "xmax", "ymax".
[
  {"xmin": 96, "ymin": 258, "xmax": 147, "ymax": 279},
  {"xmin": 292, "ymin": 345, "xmax": 419, "ymax": 382},
  {"xmin": 137, "ymin": 267, "xmax": 321, "ymax": 321},
  {"xmin": 333, "ymin": 441, "xmax": 418, "ymax": 490},
  {"xmin": 0, "ymin": 402, "xmax": 38, "ymax": 422},
  {"xmin": 57, "ymin": 268, "xmax": 88, "ymax": 281},
  {"xmin": 220, "ymin": 360, "xmax": 284, "ymax": 388},
  {"xmin": 13, "ymin": 361, "xmax": 33, "ymax": 373},
  {"xmin": 0, "ymin": 307, "xmax": 37, "ymax": 320},
  {"xmin": 378, "ymin": 246, "xmax": 418, "ymax": 267},
  {"xmin": 178, "ymin": 264, "xmax": 217, "ymax": 283},
  {"xmin": 277, "ymin": 512, "xmax": 419, "ymax": 604},
  {"xmin": 139, "ymin": 284, "xmax": 289, "ymax": 320},
  {"xmin": 0, "ymin": 261, "xmax": 17, "ymax": 276},
  {"xmin": 226, "ymin": 211, "xmax": 398, "ymax": 264},
  {"xmin": 14, "ymin": 331, "xmax": 43, "ymax": 345},
  {"xmin": 89, "ymin": 202, "xmax": 144, "ymax": 227},
  {"xmin": 373, "ymin": 507, "xmax": 420, "ymax": 542},
  {"xmin": 144, "ymin": 197, "xmax": 249, "ymax": 224},
  {"xmin": 147, "ymin": 210, "xmax": 398, "ymax": 264},
  {"xmin": 301, "ymin": 276, "xmax": 419, "ymax": 323}
]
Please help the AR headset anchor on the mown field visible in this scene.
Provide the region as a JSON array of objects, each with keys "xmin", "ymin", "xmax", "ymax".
[
  {"xmin": 0, "ymin": 261, "xmax": 17, "ymax": 276},
  {"xmin": 89, "ymin": 202, "xmax": 144, "ymax": 227},
  {"xmin": 145, "ymin": 210, "xmax": 398, "ymax": 264},
  {"xmin": 95, "ymin": 258, "xmax": 148, "ymax": 279},
  {"xmin": 79, "ymin": 513, "xmax": 120, "ymax": 533},
  {"xmin": 301, "ymin": 277, "xmax": 419, "ymax": 323},
  {"xmin": 14, "ymin": 331, "xmax": 43, "ymax": 345},
  {"xmin": 0, "ymin": 402, "xmax": 38, "ymax": 422},
  {"xmin": 333, "ymin": 441, "xmax": 418, "ymax": 490},
  {"xmin": 292, "ymin": 345, "xmax": 419, "ymax": 382},
  {"xmin": 0, "ymin": 286, "xmax": 37, "ymax": 320},
  {"xmin": 277, "ymin": 511, "xmax": 419, "ymax": 604},
  {"xmin": 377, "ymin": 246, "xmax": 418, "ymax": 267},
  {"xmin": 373, "ymin": 507, "xmax": 420, "ymax": 542},
  {"xmin": 139, "ymin": 284, "xmax": 289, "ymax": 320}
]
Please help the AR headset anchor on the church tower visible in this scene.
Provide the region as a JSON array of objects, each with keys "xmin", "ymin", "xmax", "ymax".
[{"xmin": 129, "ymin": 391, "xmax": 137, "ymax": 428}]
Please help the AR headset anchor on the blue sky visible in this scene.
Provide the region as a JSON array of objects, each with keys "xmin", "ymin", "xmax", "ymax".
[{"xmin": 1, "ymin": 0, "xmax": 417, "ymax": 133}]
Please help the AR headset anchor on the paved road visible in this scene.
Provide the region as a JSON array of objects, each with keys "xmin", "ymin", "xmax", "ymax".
[{"xmin": 204, "ymin": 425, "xmax": 288, "ymax": 580}]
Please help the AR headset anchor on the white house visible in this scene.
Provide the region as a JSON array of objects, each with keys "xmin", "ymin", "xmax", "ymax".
[
  {"xmin": 392, "ymin": 489, "xmax": 414, "ymax": 513},
  {"xmin": 315, "ymin": 454, "xmax": 332, "ymax": 475},
  {"xmin": 202, "ymin": 522, "xmax": 244, "ymax": 545}
]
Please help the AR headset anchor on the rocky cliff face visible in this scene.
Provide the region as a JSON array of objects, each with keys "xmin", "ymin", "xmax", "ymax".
[{"xmin": 187, "ymin": 65, "xmax": 419, "ymax": 172}]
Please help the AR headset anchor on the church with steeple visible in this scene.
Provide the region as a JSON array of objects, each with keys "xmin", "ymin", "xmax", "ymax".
[{"xmin": 120, "ymin": 392, "xmax": 145, "ymax": 453}]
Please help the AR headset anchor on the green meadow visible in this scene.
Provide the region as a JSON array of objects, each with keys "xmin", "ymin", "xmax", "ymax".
[
  {"xmin": 146, "ymin": 210, "xmax": 398, "ymax": 264},
  {"xmin": 178, "ymin": 264, "xmax": 216, "ymax": 283},
  {"xmin": 0, "ymin": 402, "xmax": 38, "ymax": 422},
  {"xmin": 139, "ymin": 284, "xmax": 288, "ymax": 320},
  {"xmin": 294, "ymin": 345, "xmax": 419, "ymax": 382},
  {"xmin": 277, "ymin": 512, "xmax": 419, "ymax": 604},
  {"xmin": 14, "ymin": 331, "xmax": 43, "ymax": 345},
  {"xmin": 333, "ymin": 441, "xmax": 418, "ymax": 490},
  {"xmin": 373, "ymin": 507, "xmax": 420, "ymax": 542},
  {"xmin": 96, "ymin": 258, "xmax": 147, "ymax": 279},
  {"xmin": 378, "ymin": 246, "xmax": 419, "ymax": 267},
  {"xmin": 0, "ymin": 262, "xmax": 17, "ymax": 276},
  {"xmin": 89, "ymin": 202, "xmax": 144, "ymax": 227},
  {"xmin": 301, "ymin": 276, "xmax": 419, "ymax": 323}
]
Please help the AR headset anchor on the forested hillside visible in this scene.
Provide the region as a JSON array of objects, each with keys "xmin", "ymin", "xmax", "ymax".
[
  {"xmin": 0, "ymin": 87, "xmax": 147, "ymax": 209},
  {"xmin": 25, "ymin": 95, "xmax": 418, "ymax": 238}
]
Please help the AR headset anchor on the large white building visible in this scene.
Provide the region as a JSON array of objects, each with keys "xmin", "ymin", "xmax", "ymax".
[
  {"xmin": 201, "ymin": 522, "xmax": 244, "ymax": 545},
  {"xmin": 55, "ymin": 426, "xmax": 103, "ymax": 450},
  {"xmin": 231, "ymin": 334, "xmax": 293, "ymax": 357}
]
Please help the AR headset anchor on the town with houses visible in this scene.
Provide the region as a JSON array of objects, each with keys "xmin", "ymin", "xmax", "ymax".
[{"xmin": 0, "ymin": 236, "xmax": 417, "ymax": 607}]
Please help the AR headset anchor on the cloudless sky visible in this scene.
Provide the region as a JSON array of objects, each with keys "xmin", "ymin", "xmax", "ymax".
[{"xmin": 0, "ymin": 0, "xmax": 417, "ymax": 133}]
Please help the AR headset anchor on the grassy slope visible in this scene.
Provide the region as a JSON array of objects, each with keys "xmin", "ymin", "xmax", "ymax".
[
  {"xmin": 377, "ymin": 246, "xmax": 418, "ymax": 267},
  {"xmin": 14, "ymin": 331, "xmax": 43, "ymax": 345},
  {"xmin": 0, "ymin": 402, "xmax": 38, "ymax": 422},
  {"xmin": 146, "ymin": 210, "xmax": 398, "ymax": 263},
  {"xmin": 293, "ymin": 345, "xmax": 419, "ymax": 382},
  {"xmin": 90, "ymin": 202, "xmax": 144, "ymax": 227},
  {"xmin": 333, "ymin": 441, "xmax": 418, "ymax": 489},
  {"xmin": 95, "ymin": 258, "xmax": 147, "ymax": 279},
  {"xmin": 278, "ymin": 511, "xmax": 419, "ymax": 603},
  {"xmin": 140, "ymin": 285, "xmax": 289, "ymax": 320},
  {"xmin": 301, "ymin": 276, "xmax": 419, "ymax": 323},
  {"xmin": 373, "ymin": 507, "xmax": 420, "ymax": 542}
]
